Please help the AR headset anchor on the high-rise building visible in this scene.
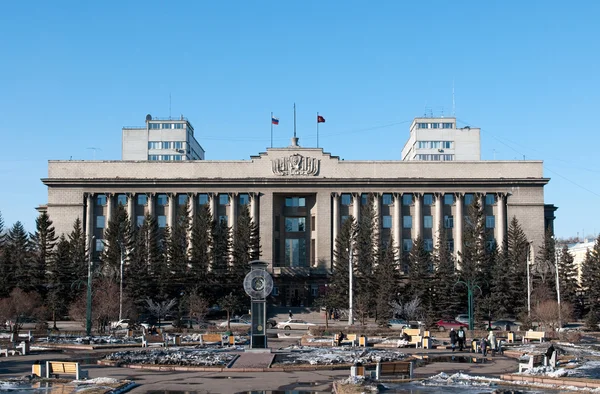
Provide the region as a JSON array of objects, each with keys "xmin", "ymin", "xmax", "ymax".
[
  {"xmin": 122, "ymin": 114, "xmax": 205, "ymax": 161},
  {"xmin": 401, "ymin": 117, "xmax": 480, "ymax": 161}
]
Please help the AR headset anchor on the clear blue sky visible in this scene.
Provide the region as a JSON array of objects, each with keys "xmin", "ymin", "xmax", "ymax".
[{"xmin": 1, "ymin": 1, "xmax": 599, "ymax": 239}]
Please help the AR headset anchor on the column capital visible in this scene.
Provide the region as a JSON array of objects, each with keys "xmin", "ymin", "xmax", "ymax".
[
  {"xmin": 146, "ymin": 192, "xmax": 156, "ymax": 197},
  {"xmin": 454, "ymin": 192, "xmax": 464, "ymax": 199},
  {"xmin": 433, "ymin": 192, "xmax": 444, "ymax": 202},
  {"xmin": 331, "ymin": 192, "xmax": 340, "ymax": 198}
]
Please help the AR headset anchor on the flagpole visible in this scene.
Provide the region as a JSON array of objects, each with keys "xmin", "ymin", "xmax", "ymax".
[
  {"xmin": 317, "ymin": 112, "xmax": 319, "ymax": 148},
  {"xmin": 270, "ymin": 112, "xmax": 273, "ymax": 148},
  {"xmin": 293, "ymin": 103, "xmax": 297, "ymax": 138}
]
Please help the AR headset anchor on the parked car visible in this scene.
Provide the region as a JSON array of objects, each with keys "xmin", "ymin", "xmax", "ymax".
[
  {"xmin": 276, "ymin": 319, "xmax": 316, "ymax": 330},
  {"xmin": 387, "ymin": 319, "xmax": 410, "ymax": 329},
  {"xmin": 110, "ymin": 319, "xmax": 133, "ymax": 330},
  {"xmin": 172, "ymin": 317, "xmax": 215, "ymax": 330},
  {"xmin": 218, "ymin": 318, "xmax": 251, "ymax": 328},
  {"xmin": 238, "ymin": 314, "xmax": 277, "ymax": 328},
  {"xmin": 558, "ymin": 323, "xmax": 584, "ymax": 332},
  {"xmin": 435, "ymin": 319, "xmax": 468, "ymax": 331},
  {"xmin": 455, "ymin": 314, "xmax": 470, "ymax": 324},
  {"xmin": 489, "ymin": 320, "xmax": 521, "ymax": 331}
]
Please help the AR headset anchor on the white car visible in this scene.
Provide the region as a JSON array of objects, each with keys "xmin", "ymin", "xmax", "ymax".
[
  {"xmin": 218, "ymin": 318, "xmax": 251, "ymax": 328},
  {"xmin": 455, "ymin": 314, "xmax": 470, "ymax": 325},
  {"xmin": 276, "ymin": 319, "xmax": 316, "ymax": 330},
  {"xmin": 110, "ymin": 319, "xmax": 133, "ymax": 330}
]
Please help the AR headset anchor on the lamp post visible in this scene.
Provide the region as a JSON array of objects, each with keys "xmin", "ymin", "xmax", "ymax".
[
  {"xmin": 86, "ymin": 236, "xmax": 95, "ymax": 337},
  {"xmin": 527, "ymin": 241, "xmax": 534, "ymax": 318},
  {"xmin": 348, "ymin": 242, "xmax": 354, "ymax": 326},
  {"xmin": 553, "ymin": 237, "xmax": 562, "ymax": 328},
  {"xmin": 455, "ymin": 279, "xmax": 481, "ymax": 331},
  {"xmin": 119, "ymin": 246, "xmax": 124, "ymax": 321}
]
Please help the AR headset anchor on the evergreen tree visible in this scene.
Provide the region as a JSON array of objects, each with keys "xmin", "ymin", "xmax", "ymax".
[
  {"xmin": 126, "ymin": 218, "xmax": 154, "ymax": 311},
  {"xmin": 458, "ymin": 196, "xmax": 486, "ymax": 285},
  {"xmin": 354, "ymin": 195, "xmax": 376, "ymax": 315},
  {"xmin": 0, "ymin": 211, "xmax": 8, "ymax": 297},
  {"xmin": 154, "ymin": 225, "xmax": 172, "ymax": 299},
  {"xmin": 532, "ymin": 228, "xmax": 557, "ymax": 301},
  {"xmin": 5, "ymin": 222, "xmax": 30, "ymax": 293},
  {"xmin": 211, "ymin": 217, "xmax": 232, "ymax": 302},
  {"xmin": 432, "ymin": 224, "xmax": 459, "ymax": 319},
  {"xmin": 143, "ymin": 215, "xmax": 166, "ymax": 299},
  {"xmin": 489, "ymin": 247, "xmax": 513, "ymax": 318},
  {"xmin": 68, "ymin": 217, "xmax": 88, "ymax": 301},
  {"xmin": 100, "ymin": 204, "xmax": 133, "ymax": 282},
  {"xmin": 558, "ymin": 245, "xmax": 582, "ymax": 318},
  {"xmin": 506, "ymin": 216, "xmax": 530, "ymax": 314},
  {"xmin": 189, "ymin": 205, "xmax": 212, "ymax": 296},
  {"xmin": 231, "ymin": 205, "xmax": 260, "ymax": 294},
  {"xmin": 581, "ymin": 235, "xmax": 600, "ymax": 317},
  {"xmin": 329, "ymin": 217, "xmax": 355, "ymax": 312},
  {"xmin": 29, "ymin": 212, "xmax": 58, "ymax": 298},
  {"xmin": 407, "ymin": 236, "xmax": 433, "ymax": 316},
  {"xmin": 374, "ymin": 236, "xmax": 399, "ymax": 324},
  {"xmin": 47, "ymin": 235, "xmax": 71, "ymax": 328},
  {"xmin": 167, "ymin": 204, "xmax": 190, "ymax": 295}
]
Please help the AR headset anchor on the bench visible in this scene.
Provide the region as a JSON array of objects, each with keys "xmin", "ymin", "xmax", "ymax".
[
  {"xmin": 523, "ymin": 330, "xmax": 545, "ymax": 343},
  {"xmin": 46, "ymin": 361, "xmax": 88, "ymax": 380},
  {"xmin": 375, "ymin": 361, "xmax": 413, "ymax": 379},
  {"xmin": 201, "ymin": 333, "xmax": 225, "ymax": 346},
  {"xmin": 518, "ymin": 354, "xmax": 545, "ymax": 373},
  {"xmin": 0, "ymin": 347, "xmax": 7, "ymax": 357},
  {"xmin": 142, "ymin": 334, "xmax": 166, "ymax": 347},
  {"xmin": 334, "ymin": 333, "xmax": 358, "ymax": 346}
]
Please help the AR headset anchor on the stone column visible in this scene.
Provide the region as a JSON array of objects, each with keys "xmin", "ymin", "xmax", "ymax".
[
  {"xmin": 393, "ymin": 193, "xmax": 401, "ymax": 259},
  {"xmin": 352, "ymin": 193, "xmax": 360, "ymax": 224},
  {"xmin": 433, "ymin": 193, "xmax": 443, "ymax": 247},
  {"xmin": 167, "ymin": 193, "xmax": 176, "ymax": 229},
  {"xmin": 189, "ymin": 192, "xmax": 197, "ymax": 226},
  {"xmin": 455, "ymin": 193, "xmax": 464, "ymax": 266},
  {"xmin": 332, "ymin": 193, "xmax": 340, "ymax": 257},
  {"xmin": 373, "ymin": 193, "xmax": 381, "ymax": 253},
  {"xmin": 250, "ymin": 192, "xmax": 259, "ymax": 224},
  {"xmin": 127, "ymin": 193, "xmax": 135, "ymax": 226},
  {"xmin": 414, "ymin": 193, "xmax": 423, "ymax": 240},
  {"xmin": 229, "ymin": 193, "xmax": 238, "ymax": 232},
  {"xmin": 106, "ymin": 193, "xmax": 114, "ymax": 229},
  {"xmin": 147, "ymin": 193, "xmax": 156, "ymax": 218},
  {"xmin": 497, "ymin": 192, "xmax": 507, "ymax": 250},
  {"xmin": 85, "ymin": 193, "xmax": 94, "ymax": 250}
]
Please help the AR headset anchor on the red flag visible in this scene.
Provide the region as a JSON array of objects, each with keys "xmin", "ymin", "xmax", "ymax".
[{"xmin": 317, "ymin": 115, "xmax": 326, "ymax": 123}]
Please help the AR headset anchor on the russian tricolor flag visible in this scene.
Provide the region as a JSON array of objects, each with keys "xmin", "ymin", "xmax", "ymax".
[{"xmin": 272, "ymin": 117, "xmax": 279, "ymax": 125}]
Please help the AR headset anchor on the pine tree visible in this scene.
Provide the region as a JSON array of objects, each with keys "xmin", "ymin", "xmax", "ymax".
[
  {"xmin": 354, "ymin": 195, "xmax": 376, "ymax": 316},
  {"xmin": 29, "ymin": 212, "xmax": 58, "ymax": 299},
  {"xmin": 231, "ymin": 205, "xmax": 256, "ymax": 294},
  {"xmin": 100, "ymin": 204, "xmax": 133, "ymax": 282},
  {"xmin": 506, "ymin": 216, "xmax": 530, "ymax": 314},
  {"xmin": 532, "ymin": 228, "xmax": 557, "ymax": 301},
  {"xmin": 126, "ymin": 218, "xmax": 154, "ymax": 311},
  {"xmin": 68, "ymin": 217, "xmax": 88, "ymax": 301},
  {"xmin": 581, "ymin": 235, "xmax": 600, "ymax": 317},
  {"xmin": 458, "ymin": 196, "xmax": 486, "ymax": 285},
  {"xmin": 0, "ymin": 211, "xmax": 8, "ymax": 298},
  {"xmin": 329, "ymin": 217, "xmax": 355, "ymax": 312},
  {"xmin": 47, "ymin": 235, "xmax": 71, "ymax": 328},
  {"xmin": 211, "ymin": 217, "xmax": 232, "ymax": 302},
  {"xmin": 558, "ymin": 245, "xmax": 582, "ymax": 318},
  {"xmin": 166, "ymin": 204, "xmax": 190, "ymax": 295},
  {"xmin": 374, "ymin": 236, "xmax": 399, "ymax": 324},
  {"xmin": 432, "ymin": 224, "xmax": 459, "ymax": 319},
  {"xmin": 489, "ymin": 247, "xmax": 513, "ymax": 318},
  {"xmin": 154, "ymin": 225, "xmax": 172, "ymax": 299},
  {"xmin": 5, "ymin": 222, "xmax": 30, "ymax": 293},
  {"xmin": 189, "ymin": 205, "xmax": 212, "ymax": 296},
  {"xmin": 407, "ymin": 236, "xmax": 433, "ymax": 316}
]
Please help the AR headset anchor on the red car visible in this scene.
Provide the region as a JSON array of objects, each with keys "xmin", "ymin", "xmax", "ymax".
[{"xmin": 435, "ymin": 319, "xmax": 469, "ymax": 331}]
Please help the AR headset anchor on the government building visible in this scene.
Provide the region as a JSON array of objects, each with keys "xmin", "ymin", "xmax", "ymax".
[{"xmin": 41, "ymin": 115, "xmax": 554, "ymax": 307}]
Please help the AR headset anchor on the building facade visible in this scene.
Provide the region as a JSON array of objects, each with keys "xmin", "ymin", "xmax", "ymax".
[
  {"xmin": 401, "ymin": 117, "xmax": 481, "ymax": 161},
  {"xmin": 42, "ymin": 139, "xmax": 550, "ymax": 307},
  {"xmin": 122, "ymin": 114, "xmax": 205, "ymax": 161}
]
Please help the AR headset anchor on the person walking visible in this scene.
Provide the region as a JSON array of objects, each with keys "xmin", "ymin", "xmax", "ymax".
[
  {"xmin": 480, "ymin": 337, "xmax": 488, "ymax": 357},
  {"xmin": 457, "ymin": 326, "xmax": 466, "ymax": 351},
  {"xmin": 288, "ymin": 310, "xmax": 293, "ymax": 320},
  {"xmin": 449, "ymin": 328, "xmax": 458, "ymax": 352},
  {"xmin": 487, "ymin": 330, "xmax": 497, "ymax": 355}
]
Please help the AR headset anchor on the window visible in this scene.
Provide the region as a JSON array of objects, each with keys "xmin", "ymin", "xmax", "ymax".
[
  {"xmin": 148, "ymin": 155, "xmax": 159, "ymax": 160},
  {"xmin": 158, "ymin": 215, "xmax": 167, "ymax": 228},
  {"xmin": 485, "ymin": 194, "xmax": 496, "ymax": 205},
  {"xmin": 443, "ymin": 123, "xmax": 453, "ymax": 129},
  {"xmin": 149, "ymin": 123, "xmax": 160, "ymax": 129},
  {"xmin": 219, "ymin": 194, "xmax": 229, "ymax": 205},
  {"xmin": 96, "ymin": 216, "xmax": 105, "ymax": 229},
  {"xmin": 157, "ymin": 194, "xmax": 168, "ymax": 206},
  {"xmin": 447, "ymin": 239, "xmax": 454, "ymax": 252},
  {"xmin": 403, "ymin": 216, "xmax": 412, "ymax": 228},
  {"xmin": 418, "ymin": 141, "xmax": 428, "ymax": 149},
  {"xmin": 424, "ymin": 216, "xmax": 433, "ymax": 228},
  {"xmin": 161, "ymin": 141, "xmax": 172, "ymax": 149},
  {"xmin": 162, "ymin": 123, "xmax": 172, "ymax": 129},
  {"xmin": 137, "ymin": 194, "xmax": 147, "ymax": 205},
  {"xmin": 432, "ymin": 123, "xmax": 439, "ymax": 129},
  {"xmin": 361, "ymin": 193, "xmax": 368, "ymax": 205},
  {"xmin": 174, "ymin": 141, "xmax": 184, "ymax": 149},
  {"xmin": 383, "ymin": 215, "xmax": 392, "ymax": 229},
  {"xmin": 239, "ymin": 193, "xmax": 249, "ymax": 205},
  {"xmin": 444, "ymin": 215, "xmax": 454, "ymax": 228},
  {"xmin": 341, "ymin": 194, "xmax": 352, "ymax": 205},
  {"xmin": 97, "ymin": 194, "xmax": 107, "ymax": 206},
  {"xmin": 402, "ymin": 194, "xmax": 413, "ymax": 205},
  {"xmin": 198, "ymin": 194, "xmax": 209, "ymax": 205},
  {"xmin": 444, "ymin": 154, "xmax": 454, "ymax": 161},
  {"xmin": 442, "ymin": 141, "xmax": 452, "ymax": 149},
  {"xmin": 219, "ymin": 215, "xmax": 228, "ymax": 224},
  {"xmin": 272, "ymin": 286, "xmax": 279, "ymax": 296},
  {"xmin": 95, "ymin": 239, "xmax": 104, "ymax": 252},
  {"xmin": 285, "ymin": 197, "xmax": 306, "ymax": 207},
  {"xmin": 382, "ymin": 193, "xmax": 393, "ymax": 205},
  {"xmin": 148, "ymin": 141, "xmax": 161, "ymax": 149},
  {"xmin": 341, "ymin": 215, "xmax": 350, "ymax": 225},
  {"xmin": 403, "ymin": 239, "xmax": 413, "ymax": 251},
  {"xmin": 178, "ymin": 194, "xmax": 188, "ymax": 205},
  {"xmin": 117, "ymin": 194, "xmax": 127, "ymax": 206},
  {"xmin": 431, "ymin": 141, "xmax": 440, "ymax": 149},
  {"xmin": 137, "ymin": 216, "xmax": 145, "ymax": 227},
  {"xmin": 285, "ymin": 217, "xmax": 306, "ymax": 232},
  {"xmin": 424, "ymin": 239, "xmax": 433, "ymax": 251},
  {"xmin": 444, "ymin": 194, "xmax": 454, "ymax": 205},
  {"xmin": 464, "ymin": 194, "xmax": 474, "ymax": 205},
  {"xmin": 418, "ymin": 123, "xmax": 428, "ymax": 129},
  {"xmin": 424, "ymin": 194, "xmax": 433, "ymax": 205},
  {"xmin": 285, "ymin": 238, "xmax": 307, "ymax": 267},
  {"xmin": 486, "ymin": 215, "xmax": 495, "ymax": 228},
  {"xmin": 486, "ymin": 239, "xmax": 496, "ymax": 251}
]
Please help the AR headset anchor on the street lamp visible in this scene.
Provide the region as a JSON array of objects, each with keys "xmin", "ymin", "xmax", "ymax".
[
  {"xmin": 552, "ymin": 236, "xmax": 562, "ymax": 328},
  {"xmin": 455, "ymin": 279, "xmax": 481, "ymax": 331},
  {"xmin": 348, "ymin": 243, "xmax": 354, "ymax": 326},
  {"xmin": 119, "ymin": 246, "xmax": 124, "ymax": 321},
  {"xmin": 86, "ymin": 236, "xmax": 95, "ymax": 337},
  {"xmin": 527, "ymin": 241, "xmax": 534, "ymax": 318}
]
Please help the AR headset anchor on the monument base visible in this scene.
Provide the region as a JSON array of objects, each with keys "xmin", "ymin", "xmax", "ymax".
[{"xmin": 244, "ymin": 347, "xmax": 272, "ymax": 353}]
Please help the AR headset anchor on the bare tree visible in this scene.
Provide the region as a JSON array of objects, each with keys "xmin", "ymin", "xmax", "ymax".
[
  {"xmin": 187, "ymin": 292, "xmax": 209, "ymax": 328},
  {"xmin": 0, "ymin": 288, "xmax": 46, "ymax": 337},
  {"xmin": 218, "ymin": 292, "xmax": 242, "ymax": 330},
  {"xmin": 390, "ymin": 296, "xmax": 423, "ymax": 323},
  {"xmin": 145, "ymin": 298, "xmax": 176, "ymax": 326},
  {"xmin": 533, "ymin": 300, "xmax": 573, "ymax": 331}
]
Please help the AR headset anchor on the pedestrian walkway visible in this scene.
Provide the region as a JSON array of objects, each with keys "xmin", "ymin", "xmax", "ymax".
[{"xmin": 230, "ymin": 352, "xmax": 274, "ymax": 369}]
